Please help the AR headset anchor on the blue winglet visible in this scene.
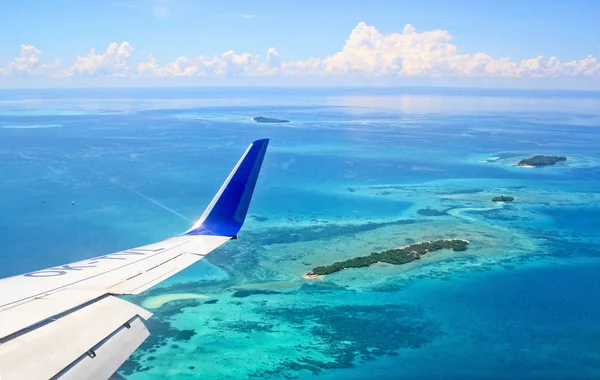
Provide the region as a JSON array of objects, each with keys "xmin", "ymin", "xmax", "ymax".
[{"xmin": 182, "ymin": 139, "xmax": 269, "ymax": 237}]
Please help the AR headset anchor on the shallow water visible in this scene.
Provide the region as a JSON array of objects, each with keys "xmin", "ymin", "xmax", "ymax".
[{"xmin": 0, "ymin": 87, "xmax": 599, "ymax": 379}]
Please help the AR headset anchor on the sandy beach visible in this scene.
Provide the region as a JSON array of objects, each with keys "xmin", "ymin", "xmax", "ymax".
[{"xmin": 303, "ymin": 273, "xmax": 323, "ymax": 280}]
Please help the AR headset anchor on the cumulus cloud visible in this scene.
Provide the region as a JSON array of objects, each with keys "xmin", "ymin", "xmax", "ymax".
[
  {"xmin": 316, "ymin": 22, "xmax": 600, "ymax": 78},
  {"xmin": 266, "ymin": 47, "xmax": 282, "ymax": 69},
  {"xmin": 65, "ymin": 42, "xmax": 133, "ymax": 77},
  {"xmin": 2, "ymin": 23, "xmax": 600, "ymax": 80},
  {"xmin": 137, "ymin": 50, "xmax": 265, "ymax": 77},
  {"xmin": 0, "ymin": 45, "xmax": 55, "ymax": 76}
]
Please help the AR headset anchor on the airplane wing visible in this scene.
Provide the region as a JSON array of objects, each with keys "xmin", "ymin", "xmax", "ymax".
[{"xmin": 0, "ymin": 138, "xmax": 269, "ymax": 380}]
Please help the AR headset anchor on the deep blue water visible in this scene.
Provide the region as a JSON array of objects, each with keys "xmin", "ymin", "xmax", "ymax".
[
  {"xmin": 310, "ymin": 260, "xmax": 600, "ymax": 379},
  {"xmin": 0, "ymin": 87, "xmax": 599, "ymax": 379}
]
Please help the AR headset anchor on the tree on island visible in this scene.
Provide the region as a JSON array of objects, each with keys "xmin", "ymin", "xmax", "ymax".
[
  {"xmin": 492, "ymin": 196, "xmax": 514, "ymax": 202},
  {"xmin": 518, "ymin": 155, "xmax": 566, "ymax": 167}
]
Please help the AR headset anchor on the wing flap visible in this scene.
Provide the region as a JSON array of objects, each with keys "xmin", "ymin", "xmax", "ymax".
[
  {"xmin": 0, "ymin": 288, "xmax": 105, "ymax": 341},
  {"xmin": 54, "ymin": 316, "xmax": 150, "ymax": 380},
  {"xmin": 0, "ymin": 296, "xmax": 150, "ymax": 380}
]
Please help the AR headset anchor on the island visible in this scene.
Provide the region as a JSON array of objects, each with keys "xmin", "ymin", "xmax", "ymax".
[
  {"xmin": 492, "ymin": 196, "xmax": 514, "ymax": 202},
  {"xmin": 518, "ymin": 155, "xmax": 566, "ymax": 167},
  {"xmin": 252, "ymin": 116, "xmax": 290, "ymax": 123},
  {"xmin": 305, "ymin": 239, "xmax": 469, "ymax": 277}
]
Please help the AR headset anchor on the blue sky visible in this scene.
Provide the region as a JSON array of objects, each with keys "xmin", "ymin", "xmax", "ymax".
[{"xmin": 1, "ymin": 0, "xmax": 600, "ymax": 88}]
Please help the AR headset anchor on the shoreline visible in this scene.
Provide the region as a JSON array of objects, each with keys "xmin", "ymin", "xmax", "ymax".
[
  {"xmin": 392, "ymin": 238, "xmax": 470, "ymax": 251},
  {"xmin": 303, "ymin": 273, "xmax": 323, "ymax": 280}
]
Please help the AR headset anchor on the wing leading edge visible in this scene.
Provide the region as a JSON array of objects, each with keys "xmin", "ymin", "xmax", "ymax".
[{"xmin": 0, "ymin": 139, "xmax": 269, "ymax": 380}]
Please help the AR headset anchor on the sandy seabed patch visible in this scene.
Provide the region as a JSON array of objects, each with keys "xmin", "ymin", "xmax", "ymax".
[{"xmin": 142, "ymin": 293, "xmax": 208, "ymax": 309}]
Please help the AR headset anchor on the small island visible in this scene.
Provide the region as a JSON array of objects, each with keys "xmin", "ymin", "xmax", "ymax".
[
  {"xmin": 305, "ymin": 239, "xmax": 469, "ymax": 277},
  {"xmin": 252, "ymin": 116, "xmax": 290, "ymax": 123},
  {"xmin": 492, "ymin": 196, "xmax": 514, "ymax": 202},
  {"xmin": 518, "ymin": 155, "xmax": 566, "ymax": 167}
]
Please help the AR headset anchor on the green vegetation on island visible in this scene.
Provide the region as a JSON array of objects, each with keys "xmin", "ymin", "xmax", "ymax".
[
  {"xmin": 252, "ymin": 116, "xmax": 290, "ymax": 123},
  {"xmin": 492, "ymin": 196, "xmax": 514, "ymax": 202},
  {"xmin": 518, "ymin": 155, "xmax": 566, "ymax": 167},
  {"xmin": 307, "ymin": 239, "xmax": 469, "ymax": 276}
]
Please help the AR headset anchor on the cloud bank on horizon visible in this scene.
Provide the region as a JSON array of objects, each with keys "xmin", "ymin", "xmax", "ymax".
[{"xmin": 2, "ymin": 22, "xmax": 599, "ymax": 80}]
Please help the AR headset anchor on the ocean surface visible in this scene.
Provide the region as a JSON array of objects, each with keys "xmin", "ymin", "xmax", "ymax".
[{"xmin": 1, "ymin": 87, "xmax": 599, "ymax": 379}]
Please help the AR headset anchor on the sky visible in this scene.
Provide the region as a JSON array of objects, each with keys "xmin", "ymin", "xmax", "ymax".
[{"xmin": 1, "ymin": 0, "xmax": 600, "ymax": 89}]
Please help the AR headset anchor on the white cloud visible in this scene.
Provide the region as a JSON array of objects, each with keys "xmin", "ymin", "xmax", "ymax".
[
  {"xmin": 138, "ymin": 50, "xmax": 265, "ymax": 77},
  {"xmin": 314, "ymin": 22, "xmax": 600, "ymax": 78},
  {"xmin": 266, "ymin": 47, "xmax": 282, "ymax": 69},
  {"xmin": 0, "ymin": 45, "xmax": 55, "ymax": 76},
  {"xmin": 2, "ymin": 23, "xmax": 600, "ymax": 81},
  {"xmin": 65, "ymin": 42, "xmax": 133, "ymax": 77}
]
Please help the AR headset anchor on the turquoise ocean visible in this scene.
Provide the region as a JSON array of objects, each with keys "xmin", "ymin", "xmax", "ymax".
[{"xmin": 0, "ymin": 88, "xmax": 599, "ymax": 379}]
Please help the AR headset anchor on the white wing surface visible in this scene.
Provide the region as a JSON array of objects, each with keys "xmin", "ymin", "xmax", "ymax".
[{"xmin": 0, "ymin": 139, "xmax": 270, "ymax": 380}]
